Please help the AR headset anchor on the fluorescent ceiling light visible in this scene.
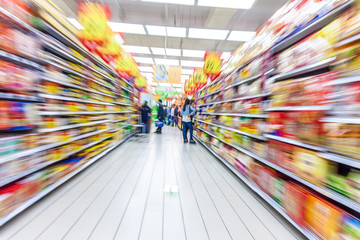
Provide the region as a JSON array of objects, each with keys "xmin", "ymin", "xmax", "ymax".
[
  {"xmin": 181, "ymin": 69, "xmax": 194, "ymax": 75},
  {"xmin": 188, "ymin": 28, "xmax": 228, "ymax": 40},
  {"xmin": 172, "ymin": 83, "xmax": 182, "ymax": 87},
  {"xmin": 133, "ymin": 57, "xmax": 154, "ymax": 64},
  {"xmin": 146, "ymin": 25, "xmax": 166, "ymax": 36},
  {"xmin": 227, "ymin": 31, "xmax": 255, "ymax": 41},
  {"xmin": 166, "ymin": 48, "xmax": 181, "ymax": 56},
  {"xmin": 67, "ymin": 18, "xmax": 83, "ymax": 30},
  {"xmin": 146, "ymin": 25, "xmax": 186, "ymax": 38},
  {"xmin": 167, "ymin": 27, "xmax": 186, "ymax": 37},
  {"xmin": 158, "ymin": 82, "xmax": 172, "ymax": 87},
  {"xmin": 181, "ymin": 75, "xmax": 190, "ymax": 83},
  {"xmin": 151, "ymin": 47, "xmax": 166, "ymax": 55},
  {"xmin": 114, "ymin": 34, "xmax": 124, "ymax": 44},
  {"xmin": 107, "ymin": 22, "xmax": 146, "ymax": 34},
  {"xmin": 141, "ymin": 0, "xmax": 194, "ymax": 5},
  {"xmin": 181, "ymin": 60, "xmax": 204, "ymax": 68},
  {"xmin": 151, "ymin": 82, "xmax": 159, "ymax": 86},
  {"xmin": 138, "ymin": 66, "xmax": 154, "ymax": 72},
  {"xmin": 221, "ymin": 52, "xmax": 231, "ymax": 60},
  {"xmin": 121, "ymin": 45, "xmax": 151, "ymax": 54},
  {"xmin": 183, "ymin": 49, "xmax": 205, "ymax": 58},
  {"xmin": 198, "ymin": 0, "xmax": 255, "ymax": 9},
  {"xmin": 155, "ymin": 58, "xmax": 179, "ymax": 66}
]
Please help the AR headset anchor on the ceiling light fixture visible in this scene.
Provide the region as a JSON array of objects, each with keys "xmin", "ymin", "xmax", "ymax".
[
  {"xmin": 227, "ymin": 31, "xmax": 255, "ymax": 41},
  {"xmin": 155, "ymin": 58, "xmax": 179, "ymax": 66},
  {"xmin": 166, "ymin": 27, "xmax": 186, "ymax": 37},
  {"xmin": 165, "ymin": 48, "xmax": 181, "ymax": 56},
  {"xmin": 221, "ymin": 52, "xmax": 231, "ymax": 60},
  {"xmin": 181, "ymin": 69, "xmax": 194, "ymax": 75},
  {"xmin": 121, "ymin": 45, "xmax": 151, "ymax": 54},
  {"xmin": 183, "ymin": 49, "xmax": 205, "ymax": 58},
  {"xmin": 188, "ymin": 28, "xmax": 228, "ymax": 40},
  {"xmin": 146, "ymin": 25, "xmax": 167, "ymax": 36},
  {"xmin": 146, "ymin": 25, "xmax": 186, "ymax": 38},
  {"xmin": 181, "ymin": 60, "xmax": 204, "ymax": 68},
  {"xmin": 138, "ymin": 66, "xmax": 154, "ymax": 72},
  {"xmin": 67, "ymin": 18, "xmax": 84, "ymax": 30},
  {"xmin": 197, "ymin": 0, "xmax": 256, "ymax": 9},
  {"xmin": 133, "ymin": 57, "xmax": 154, "ymax": 64},
  {"xmin": 107, "ymin": 22, "xmax": 146, "ymax": 34},
  {"xmin": 158, "ymin": 82, "xmax": 172, "ymax": 87},
  {"xmin": 151, "ymin": 47, "xmax": 166, "ymax": 55},
  {"xmin": 141, "ymin": 0, "xmax": 194, "ymax": 5}
]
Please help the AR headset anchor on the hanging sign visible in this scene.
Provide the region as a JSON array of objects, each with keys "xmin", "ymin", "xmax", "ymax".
[
  {"xmin": 168, "ymin": 67, "xmax": 181, "ymax": 84},
  {"xmin": 204, "ymin": 51, "xmax": 222, "ymax": 76}
]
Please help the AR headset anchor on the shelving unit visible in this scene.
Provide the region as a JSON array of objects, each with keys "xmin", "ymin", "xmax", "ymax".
[
  {"xmin": 0, "ymin": 3, "xmax": 137, "ymax": 226},
  {"xmin": 194, "ymin": 1, "xmax": 360, "ymax": 239}
]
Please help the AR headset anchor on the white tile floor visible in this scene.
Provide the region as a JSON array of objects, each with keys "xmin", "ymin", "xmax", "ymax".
[{"xmin": 0, "ymin": 126, "xmax": 304, "ymax": 240}]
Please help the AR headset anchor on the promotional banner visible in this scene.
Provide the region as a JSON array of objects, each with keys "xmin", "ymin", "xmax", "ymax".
[
  {"xmin": 154, "ymin": 65, "xmax": 168, "ymax": 82},
  {"xmin": 204, "ymin": 51, "xmax": 222, "ymax": 81},
  {"xmin": 78, "ymin": 2, "xmax": 111, "ymax": 52},
  {"xmin": 168, "ymin": 67, "xmax": 181, "ymax": 84}
]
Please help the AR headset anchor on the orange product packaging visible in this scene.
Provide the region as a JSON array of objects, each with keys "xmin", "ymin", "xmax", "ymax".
[
  {"xmin": 0, "ymin": 101, "xmax": 10, "ymax": 129},
  {"xmin": 305, "ymin": 193, "xmax": 343, "ymax": 240}
]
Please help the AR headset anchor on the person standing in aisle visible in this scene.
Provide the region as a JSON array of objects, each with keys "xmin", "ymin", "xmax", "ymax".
[
  {"xmin": 166, "ymin": 106, "xmax": 171, "ymax": 125},
  {"xmin": 170, "ymin": 104, "xmax": 176, "ymax": 127},
  {"xmin": 155, "ymin": 100, "xmax": 165, "ymax": 134},
  {"xmin": 140, "ymin": 101, "xmax": 151, "ymax": 133},
  {"xmin": 181, "ymin": 99, "xmax": 196, "ymax": 144},
  {"xmin": 174, "ymin": 105, "xmax": 179, "ymax": 127}
]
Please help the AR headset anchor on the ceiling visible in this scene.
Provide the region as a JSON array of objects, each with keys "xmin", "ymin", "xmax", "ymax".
[{"xmin": 54, "ymin": 0, "xmax": 288, "ymax": 89}]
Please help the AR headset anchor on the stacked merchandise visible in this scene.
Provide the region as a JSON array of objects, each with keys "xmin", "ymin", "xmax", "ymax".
[
  {"xmin": 195, "ymin": 0, "xmax": 360, "ymax": 239},
  {"xmin": 0, "ymin": 0, "xmax": 138, "ymax": 225}
]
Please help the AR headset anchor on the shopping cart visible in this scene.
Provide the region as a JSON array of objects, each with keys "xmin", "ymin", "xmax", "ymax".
[{"xmin": 132, "ymin": 116, "xmax": 147, "ymax": 141}]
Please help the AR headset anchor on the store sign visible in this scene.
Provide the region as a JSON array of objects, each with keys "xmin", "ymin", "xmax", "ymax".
[
  {"xmin": 154, "ymin": 65, "xmax": 168, "ymax": 82},
  {"xmin": 135, "ymin": 75, "xmax": 146, "ymax": 88},
  {"xmin": 168, "ymin": 67, "xmax": 181, "ymax": 84}
]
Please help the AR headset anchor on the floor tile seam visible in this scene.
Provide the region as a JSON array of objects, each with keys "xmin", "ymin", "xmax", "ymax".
[
  {"xmin": 32, "ymin": 141, "xmax": 139, "ymax": 240},
  {"xmin": 7, "ymin": 139, "xmax": 137, "ymax": 240}
]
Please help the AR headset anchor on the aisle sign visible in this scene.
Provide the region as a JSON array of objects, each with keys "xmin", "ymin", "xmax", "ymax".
[{"xmin": 154, "ymin": 65, "xmax": 168, "ymax": 82}]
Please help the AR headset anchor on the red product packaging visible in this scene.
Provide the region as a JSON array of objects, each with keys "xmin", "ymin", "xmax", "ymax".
[
  {"xmin": 283, "ymin": 182, "xmax": 308, "ymax": 227},
  {"xmin": 283, "ymin": 111, "xmax": 298, "ymax": 139}
]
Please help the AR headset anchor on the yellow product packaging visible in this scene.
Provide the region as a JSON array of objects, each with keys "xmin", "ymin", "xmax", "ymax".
[{"xmin": 294, "ymin": 148, "xmax": 329, "ymax": 186}]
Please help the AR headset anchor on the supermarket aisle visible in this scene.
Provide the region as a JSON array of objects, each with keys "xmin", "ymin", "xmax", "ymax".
[{"xmin": 0, "ymin": 127, "xmax": 301, "ymax": 240}]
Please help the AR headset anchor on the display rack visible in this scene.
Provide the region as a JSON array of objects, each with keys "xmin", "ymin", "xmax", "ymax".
[
  {"xmin": 0, "ymin": 3, "xmax": 137, "ymax": 225},
  {"xmin": 194, "ymin": 1, "xmax": 360, "ymax": 239}
]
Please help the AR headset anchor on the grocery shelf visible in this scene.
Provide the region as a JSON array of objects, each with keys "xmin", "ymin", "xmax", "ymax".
[
  {"xmin": 197, "ymin": 128, "xmax": 218, "ymax": 138},
  {"xmin": 271, "ymin": 0, "xmax": 353, "ymax": 54},
  {"xmin": 0, "ymin": 49, "xmax": 42, "ymax": 70},
  {"xmin": 200, "ymin": 112, "xmax": 267, "ymax": 118},
  {"xmin": 196, "ymin": 119, "xmax": 265, "ymax": 141},
  {"xmin": 324, "ymin": 75, "xmax": 360, "ymax": 86},
  {"xmin": 271, "ymin": 57, "xmax": 336, "ymax": 82},
  {"xmin": 199, "ymin": 92, "xmax": 271, "ymax": 106},
  {"xmin": 225, "ymin": 73, "xmax": 262, "ymax": 90},
  {"xmin": 39, "ymin": 120, "xmax": 110, "ymax": 133},
  {"xmin": 109, "ymin": 111, "xmax": 133, "ymax": 114},
  {"xmin": 0, "ymin": 129, "xmax": 108, "ymax": 165},
  {"xmin": 38, "ymin": 111, "xmax": 112, "ymax": 116},
  {"xmin": 264, "ymin": 134, "xmax": 327, "ymax": 152},
  {"xmin": 198, "ymin": 89, "xmax": 222, "ymax": 99},
  {"xmin": 334, "ymin": 32, "xmax": 360, "ymax": 48},
  {"xmin": 0, "ymin": 133, "xmax": 133, "ymax": 228},
  {"xmin": 110, "ymin": 124, "xmax": 132, "ymax": 132},
  {"xmin": 42, "ymin": 40, "xmax": 85, "ymax": 66},
  {"xmin": 196, "ymin": 131, "xmax": 360, "ymax": 214},
  {"xmin": 194, "ymin": 136, "xmax": 320, "ymax": 240},
  {"xmin": 113, "ymin": 102, "xmax": 133, "ymax": 106},
  {"xmin": 39, "ymin": 93, "xmax": 114, "ymax": 105},
  {"xmin": 0, "ymin": 93, "xmax": 43, "ymax": 103},
  {"xmin": 265, "ymin": 105, "xmax": 332, "ymax": 112},
  {"xmin": 320, "ymin": 117, "xmax": 360, "ymax": 124},
  {"xmin": 319, "ymin": 152, "xmax": 360, "ymax": 169},
  {"xmin": 111, "ymin": 119, "xmax": 126, "ymax": 123}
]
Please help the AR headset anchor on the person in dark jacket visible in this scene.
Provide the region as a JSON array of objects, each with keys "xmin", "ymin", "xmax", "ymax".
[
  {"xmin": 140, "ymin": 101, "xmax": 151, "ymax": 133},
  {"xmin": 173, "ymin": 105, "xmax": 179, "ymax": 127},
  {"xmin": 155, "ymin": 99, "xmax": 165, "ymax": 134}
]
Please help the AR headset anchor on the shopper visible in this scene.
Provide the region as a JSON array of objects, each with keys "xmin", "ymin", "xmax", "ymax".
[
  {"xmin": 170, "ymin": 104, "xmax": 176, "ymax": 127},
  {"xmin": 166, "ymin": 106, "xmax": 171, "ymax": 125},
  {"xmin": 155, "ymin": 100, "xmax": 165, "ymax": 134},
  {"xmin": 181, "ymin": 99, "xmax": 196, "ymax": 144},
  {"xmin": 140, "ymin": 101, "xmax": 151, "ymax": 133},
  {"xmin": 174, "ymin": 105, "xmax": 179, "ymax": 127}
]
